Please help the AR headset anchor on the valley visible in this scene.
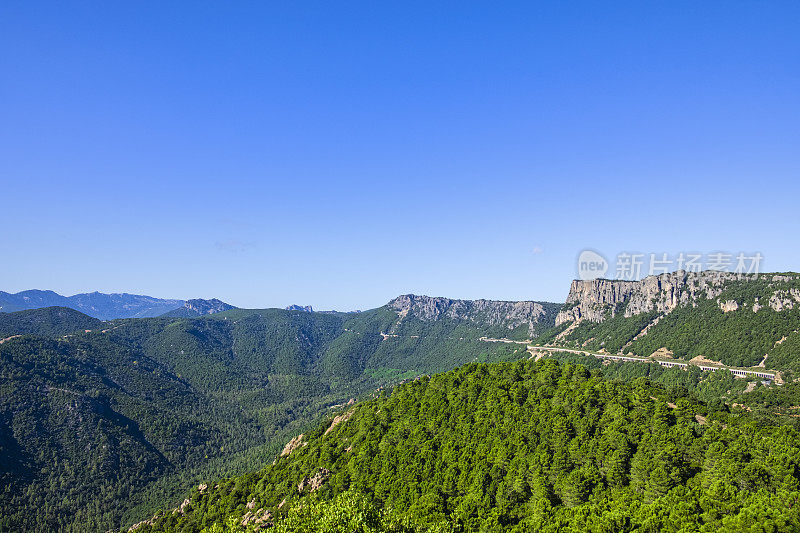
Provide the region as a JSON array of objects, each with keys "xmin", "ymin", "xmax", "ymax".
[{"xmin": 0, "ymin": 296, "xmax": 555, "ymax": 531}]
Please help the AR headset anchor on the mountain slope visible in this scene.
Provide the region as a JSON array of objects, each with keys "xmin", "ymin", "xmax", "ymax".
[
  {"xmin": 0, "ymin": 334, "xmax": 209, "ymax": 532},
  {"xmin": 0, "ymin": 296, "xmax": 549, "ymax": 532},
  {"xmin": 137, "ymin": 359, "xmax": 800, "ymax": 532},
  {"xmin": 0, "ymin": 306, "xmax": 103, "ymax": 337}
]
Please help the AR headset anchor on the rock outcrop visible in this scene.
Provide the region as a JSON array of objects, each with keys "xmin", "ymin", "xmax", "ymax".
[
  {"xmin": 324, "ymin": 408, "xmax": 354, "ymax": 435},
  {"xmin": 768, "ymin": 289, "xmax": 800, "ymax": 312},
  {"xmin": 240, "ymin": 507, "xmax": 272, "ymax": 528},
  {"xmin": 298, "ymin": 468, "xmax": 330, "ymax": 493},
  {"xmin": 280, "ymin": 434, "xmax": 306, "ymax": 457}
]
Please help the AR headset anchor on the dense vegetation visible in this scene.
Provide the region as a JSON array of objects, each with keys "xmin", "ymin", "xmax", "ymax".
[
  {"xmin": 139, "ymin": 359, "xmax": 800, "ymax": 532},
  {"xmin": 0, "ymin": 306, "xmax": 103, "ymax": 338},
  {"xmin": 540, "ymin": 350, "xmax": 763, "ymax": 410},
  {"xmin": 0, "ymin": 305, "xmax": 530, "ymax": 532}
]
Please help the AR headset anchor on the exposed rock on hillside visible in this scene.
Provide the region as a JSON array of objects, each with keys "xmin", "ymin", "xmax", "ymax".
[
  {"xmin": 297, "ymin": 468, "xmax": 330, "ymax": 493},
  {"xmin": 324, "ymin": 408, "xmax": 354, "ymax": 435},
  {"xmin": 388, "ymin": 294, "xmax": 557, "ymax": 332},
  {"xmin": 240, "ymin": 507, "xmax": 272, "ymax": 528},
  {"xmin": 769, "ymin": 289, "xmax": 800, "ymax": 312},
  {"xmin": 280, "ymin": 434, "xmax": 306, "ymax": 457}
]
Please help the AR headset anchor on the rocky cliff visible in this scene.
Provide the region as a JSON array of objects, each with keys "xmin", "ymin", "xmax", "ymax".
[
  {"xmin": 388, "ymin": 294, "xmax": 559, "ymax": 332},
  {"xmin": 555, "ymin": 271, "xmax": 800, "ymax": 326}
]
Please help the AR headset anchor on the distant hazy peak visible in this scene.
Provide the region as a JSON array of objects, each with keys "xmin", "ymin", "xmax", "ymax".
[{"xmin": 0, "ymin": 290, "xmax": 234, "ymax": 320}]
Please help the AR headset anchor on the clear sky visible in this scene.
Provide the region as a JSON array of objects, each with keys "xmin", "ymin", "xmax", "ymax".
[{"xmin": 2, "ymin": 2, "xmax": 799, "ymax": 310}]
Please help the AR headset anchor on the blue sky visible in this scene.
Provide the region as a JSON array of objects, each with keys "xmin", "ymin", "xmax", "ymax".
[{"xmin": 2, "ymin": 2, "xmax": 798, "ymax": 310}]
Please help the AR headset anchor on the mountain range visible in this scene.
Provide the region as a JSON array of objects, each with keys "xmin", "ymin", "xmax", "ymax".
[
  {"xmin": 0, "ymin": 290, "xmax": 235, "ymax": 320},
  {"xmin": 3, "ymin": 272, "xmax": 800, "ymax": 531}
]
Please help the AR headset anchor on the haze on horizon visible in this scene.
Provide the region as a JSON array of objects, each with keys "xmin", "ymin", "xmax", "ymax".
[{"xmin": 2, "ymin": 2, "xmax": 798, "ymax": 311}]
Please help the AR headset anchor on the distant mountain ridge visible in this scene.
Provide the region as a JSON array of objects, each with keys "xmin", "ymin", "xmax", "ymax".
[
  {"xmin": 285, "ymin": 304, "xmax": 314, "ymax": 312},
  {"xmin": 0, "ymin": 290, "xmax": 235, "ymax": 320},
  {"xmin": 388, "ymin": 294, "xmax": 560, "ymax": 335},
  {"xmin": 160, "ymin": 299, "xmax": 237, "ymax": 318}
]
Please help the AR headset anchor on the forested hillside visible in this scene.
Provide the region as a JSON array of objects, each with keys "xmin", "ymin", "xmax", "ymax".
[
  {"xmin": 0, "ymin": 306, "xmax": 103, "ymax": 337},
  {"xmin": 0, "ymin": 290, "xmax": 185, "ymax": 319},
  {"xmin": 538, "ymin": 350, "xmax": 763, "ymax": 410},
  {"xmin": 0, "ymin": 299, "xmax": 548, "ymax": 532},
  {"xmin": 137, "ymin": 359, "xmax": 800, "ymax": 532}
]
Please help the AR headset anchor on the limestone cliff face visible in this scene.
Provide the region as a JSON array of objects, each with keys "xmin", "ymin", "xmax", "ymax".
[
  {"xmin": 555, "ymin": 271, "xmax": 799, "ymax": 326},
  {"xmin": 388, "ymin": 294, "xmax": 557, "ymax": 332}
]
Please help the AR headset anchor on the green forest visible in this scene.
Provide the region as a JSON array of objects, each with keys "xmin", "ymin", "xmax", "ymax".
[
  {"xmin": 137, "ymin": 359, "xmax": 800, "ymax": 532},
  {"xmin": 0, "ymin": 305, "xmax": 529, "ymax": 532}
]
